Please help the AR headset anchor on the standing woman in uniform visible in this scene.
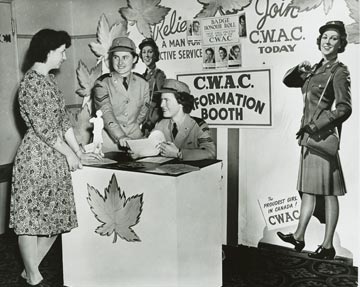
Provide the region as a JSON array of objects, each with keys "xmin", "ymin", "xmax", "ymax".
[
  {"xmin": 138, "ymin": 38, "xmax": 166, "ymax": 136},
  {"xmin": 277, "ymin": 21, "xmax": 351, "ymax": 259},
  {"xmin": 9, "ymin": 29, "xmax": 100, "ymax": 285},
  {"xmin": 93, "ymin": 37, "xmax": 149, "ymax": 150}
]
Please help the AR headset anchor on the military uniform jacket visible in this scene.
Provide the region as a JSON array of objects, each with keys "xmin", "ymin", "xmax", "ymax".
[
  {"xmin": 283, "ymin": 59, "xmax": 352, "ymax": 147},
  {"xmin": 143, "ymin": 67, "xmax": 166, "ymax": 103},
  {"xmin": 154, "ymin": 114, "xmax": 216, "ymax": 160},
  {"xmin": 93, "ymin": 72, "xmax": 150, "ymax": 141},
  {"xmin": 141, "ymin": 68, "xmax": 166, "ymax": 134}
]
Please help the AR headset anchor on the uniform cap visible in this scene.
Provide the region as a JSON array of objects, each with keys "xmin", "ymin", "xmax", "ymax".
[
  {"xmin": 139, "ymin": 37, "xmax": 158, "ymax": 50},
  {"xmin": 155, "ymin": 79, "xmax": 191, "ymax": 95},
  {"xmin": 108, "ymin": 37, "xmax": 137, "ymax": 54},
  {"xmin": 319, "ymin": 21, "xmax": 346, "ymax": 36}
]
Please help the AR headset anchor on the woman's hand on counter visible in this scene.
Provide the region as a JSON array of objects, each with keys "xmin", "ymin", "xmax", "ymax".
[
  {"xmin": 159, "ymin": 142, "xmax": 179, "ymax": 158},
  {"xmin": 77, "ymin": 151, "xmax": 104, "ymax": 166},
  {"xmin": 66, "ymin": 152, "xmax": 83, "ymax": 172},
  {"xmin": 118, "ymin": 137, "xmax": 131, "ymax": 148}
]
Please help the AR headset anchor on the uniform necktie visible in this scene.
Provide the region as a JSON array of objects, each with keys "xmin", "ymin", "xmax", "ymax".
[
  {"xmin": 172, "ymin": 123, "xmax": 178, "ymax": 139},
  {"xmin": 123, "ymin": 77, "xmax": 128, "ymax": 90}
]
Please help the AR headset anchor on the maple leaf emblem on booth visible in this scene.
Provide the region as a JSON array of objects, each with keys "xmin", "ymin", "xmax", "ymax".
[{"xmin": 87, "ymin": 174, "xmax": 144, "ymax": 243}]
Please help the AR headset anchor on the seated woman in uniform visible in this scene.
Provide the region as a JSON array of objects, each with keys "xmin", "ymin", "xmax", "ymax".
[{"xmin": 152, "ymin": 79, "xmax": 216, "ymax": 160}]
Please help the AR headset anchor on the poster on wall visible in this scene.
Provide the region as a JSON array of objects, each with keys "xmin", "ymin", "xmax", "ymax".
[
  {"xmin": 201, "ymin": 14, "xmax": 239, "ymax": 46},
  {"xmin": 200, "ymin": 14, "xmax": 241, "ymax": 69},
  {"xmin": 186, "ymin": 19, "xmax": 201, "ymax": 43},
  {"xmin": 177, "ymin": 69, "xmax": 272, "ymax": 126},
  {"xmin": 258, "ymin": 193, "xmax": 301, "ymax": 230}
]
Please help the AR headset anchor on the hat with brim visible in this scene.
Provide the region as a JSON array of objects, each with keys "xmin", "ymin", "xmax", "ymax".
[
  {"xmin": 108, "ymin": 37, "xmax": 137, "ymax": 54},
  {"xmin": 319, "ymin": 21, "xmax": 346, "ymax": 36},
  {"xmin": 155, "ymin": 79, "xmax": 191, "ymax": 95},
  {"xmin": 139, "ymin": 38, "xmax": 158, "ymax": 50}
]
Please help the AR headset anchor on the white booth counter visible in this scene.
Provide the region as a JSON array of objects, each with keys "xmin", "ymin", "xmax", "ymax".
[{"xmin": 62, "ymin": 153, "xmax": 223, "ymax": 287}]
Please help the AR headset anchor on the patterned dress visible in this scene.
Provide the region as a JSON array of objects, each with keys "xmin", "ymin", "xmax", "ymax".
[{"xmin": 9, "ymin": 70, "xmax": 78, "ymax": 236}]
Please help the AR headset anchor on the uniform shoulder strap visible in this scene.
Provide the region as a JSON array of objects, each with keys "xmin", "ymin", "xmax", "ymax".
[
  {"xmin": 310, "ymin": 62, "xmax": 340, "ymax": 121},
  {"xmin": 97, "ymin": 73, "xmax": 110, "ymax": 82}
]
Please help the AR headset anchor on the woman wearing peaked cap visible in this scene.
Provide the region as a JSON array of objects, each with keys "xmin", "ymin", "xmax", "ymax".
[
  {"xmin": 151, "ymin": 79, "xmax": 216, "ymax": 161},
  {"xmin": 138, "ymin": 38, "xmax": 166, "ymax": 136},
  {"xmin": 93, "ymin": 36, "xmax": 150, "ymax": 151},
  {"xmin": 278, "ymin": 21, "xmax": 351, "ymax": 260}
]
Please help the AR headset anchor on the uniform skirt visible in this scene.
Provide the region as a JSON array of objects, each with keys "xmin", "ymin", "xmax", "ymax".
[{"xmin": 297, "ymin": 146, "xmax": 347, "ymax": 196}]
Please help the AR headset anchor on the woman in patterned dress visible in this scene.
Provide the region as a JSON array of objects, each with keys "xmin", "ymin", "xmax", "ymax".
[
  {"xmin": 9, "ymin": 29, "xmax": 101, "ymax": 286},
  {"xmin": 277, "ymin": 21, "xmax": 351, "ymax": 260}
]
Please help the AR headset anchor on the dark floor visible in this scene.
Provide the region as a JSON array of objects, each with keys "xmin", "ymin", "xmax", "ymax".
[
  {"xmin": 223, "ymin": 244, "xmax": 358, "ymax": 287},
  {"xmin": 0, "ymin": 230, "xmax": 358, "ymax": 287},
  {"xmin": 0, "ymin": 231, "xmax": 63, "ymax": 287}
]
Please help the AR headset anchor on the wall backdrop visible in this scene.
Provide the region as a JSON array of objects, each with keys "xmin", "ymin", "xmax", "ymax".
[{"xmin": 6, "ymin": 0, "xmax": 360, "ymax": 265}]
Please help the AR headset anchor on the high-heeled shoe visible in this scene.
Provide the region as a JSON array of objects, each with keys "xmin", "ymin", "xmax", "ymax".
[
  {"xmin": 25, "ymin": 277, "xmax": 43, "ymax": 286},
  {"xmin": 308, "ymin": 246, "xmax": 336, "ymax": 260},
  {"xmin": 26, "ymin": 283, "xmax": 43, "ymax": 287},
  {"xmin": 25, "ymin": 281, "xmax": 43, "ymax": 287},
  {"xmin": 19, "ymin": 279, "xmax": 43, "ymax": 287},
  {"xmin": 277, "ymin": 232, "xmax": 305, "ymax": 252},
  {"xmin": 20, "ymin": 270, "xmax": 27, "ymax": 280}
]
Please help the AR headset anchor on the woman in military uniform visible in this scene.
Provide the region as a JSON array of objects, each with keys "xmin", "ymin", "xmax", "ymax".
[
  {"xmin": 138, "ymin": 38, "xmax": 166, "ymax": 136},
  {"xmin": 277, "ymin": 21, "xmax": 352, "ymax": 260},
  {"xmin": 153, "ymin": 79, "xmax": 216, "ymax": 161},
  {"xmin": 93, "ymin": 37, "xmax": 149, "ymax": 150}
]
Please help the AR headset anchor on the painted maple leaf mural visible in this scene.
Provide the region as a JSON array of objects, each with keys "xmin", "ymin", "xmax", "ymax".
[
  {"xmin": 87, "ymin": 174, "xmax": 144, "ymax": 243},
  {"xmin": 75, "ymin": 60, "xmax": 102, "ymax": 109},
  {"xmin": 290, "ymin": 0, "xmax": 334, "ymax": 14},
  {"xmin": 345, "ymin": 0, "xmax": 359, "ymax": 44},
  {"xmin": 291, "ymin": 0, "xmax": 359, "ymax": 44},
  {"xmin": 195, "ymin": 0, "xmax": 251, "ymax": 18},
  {"xmin": 67, "ymin": 104, "xmax": 92, "ymax": 145},
  {"xmin": 119, "ymin": 0, "xmax": 170, "ymax": 38}
]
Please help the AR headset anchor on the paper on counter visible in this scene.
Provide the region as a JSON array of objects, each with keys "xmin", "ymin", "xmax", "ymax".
[
  {"xmin": 136, "ymin": 156, "xmax": 173, "ymax": 164},
  {"xmin": 81, "ymin": 157, "xmax": 117, "ymax": 166},
  {"xmin": 127, "ymin": 130, "xmax": 165, "ymax": 157},
  {"xmin": 151, "ymin": 164, "xmax": 200, "ymax": 175}
]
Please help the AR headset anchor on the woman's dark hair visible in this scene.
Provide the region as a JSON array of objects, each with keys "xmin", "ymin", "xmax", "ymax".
[
  {"xmin": 205, "ymin": 47, "xmax": 214, "ymax": 55},
  {"xmin": 316, "ymin": 29, "xmax": 348, "ymax": 53},
  {"xmin": 139, "ymin": 38, "xmax": 160, "ymax": 63},
  {"xmin": 22, "ymin": 29, "xmax": 71, "ymax": 72},
  {"xmin": 174, "ymin": 92, "xmax": 194, "ymax": 114},
  {"xmin": 219, "ymin": 46, "xmax": 227, "ymax": 57}
]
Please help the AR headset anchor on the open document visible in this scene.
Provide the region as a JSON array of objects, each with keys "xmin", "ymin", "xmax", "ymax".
[{"xmin": 127, "ymin": 130, "xmax": 165, "ymax": 157}]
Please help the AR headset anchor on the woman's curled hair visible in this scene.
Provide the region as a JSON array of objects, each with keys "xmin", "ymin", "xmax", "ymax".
[
  {"xmin": 316, "ymin": 31, "xmax": 347, "ymax": 53},
  {"xmin": 175, "ymin": 92, "xmax": 195, "ymax": 114},
  {"xmin": 22, "ymin": 29, "xmax": 71, "ymax": 72}
]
